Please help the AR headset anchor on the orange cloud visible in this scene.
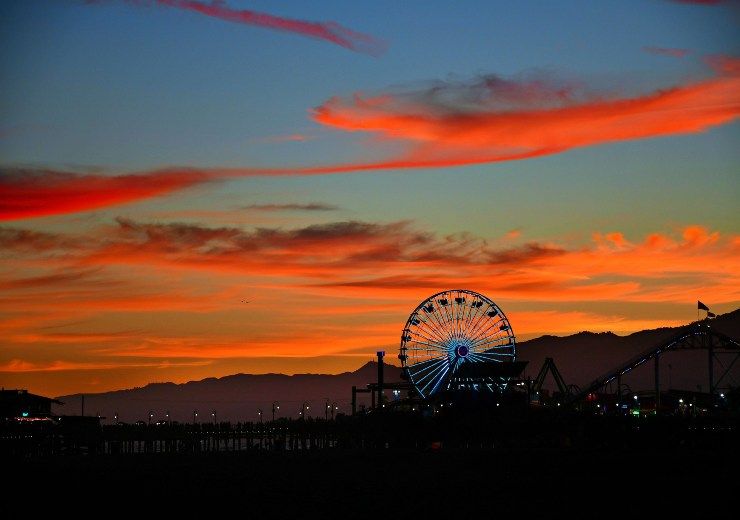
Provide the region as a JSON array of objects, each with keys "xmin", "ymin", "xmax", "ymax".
[
  {"xmin": 312, "ymin": 60, "xmax": 740, "ymax": 166},
  {"xmin": 3, "ymin": 219, "xmax": 738, "ymax": 305},
  {"xmin": 1, "ymin": 220, "xmax": 737, "ymax": 392}
]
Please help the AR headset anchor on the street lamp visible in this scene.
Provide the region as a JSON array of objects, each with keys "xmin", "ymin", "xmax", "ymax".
[
  {"xmin": 272, "ymin": 401, "xmax": 279, "ymax": 422},
  {"xmin": 193, "ymin": 410, "xmax": 198, "ymax": 424},
  {"xmin": 148, "ymin": 411, "xmax": 154, "ymax": 425},
  {"xmin": 258, "ymin": 409, "xmax": 263, "ymax": 424},
  {"xmin": 331, "ymin": 402, "xmax": 338, "ymax": 420},
  {"xmin": 212, "ymin": 410, "xmax": 217, "ymax": 425},
  {"xmin": 165, "ymin": 411, "xmax": 170, "ymax": 425},
  {"xmin": 325, "ymin": 398, "xmax": 331, "ymax": 421},
  {"xmin": 301, "ymin": 402, "xmax": 310, "ymax": 420}
]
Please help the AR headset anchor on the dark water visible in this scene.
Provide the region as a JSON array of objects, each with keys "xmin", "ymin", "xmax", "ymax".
[{"xmin": 6, "ymin": 447, "xmax": 737, "ymax": 516}]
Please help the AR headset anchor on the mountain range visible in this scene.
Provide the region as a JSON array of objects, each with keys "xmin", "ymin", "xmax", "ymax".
[{"xmin": 54, "ymin": 309, "xmax": 740, "ymax": 423}]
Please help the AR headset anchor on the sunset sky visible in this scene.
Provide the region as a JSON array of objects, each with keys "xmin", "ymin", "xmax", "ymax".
[{"xmin": 1, "ymin": 0, "xmax": 739, "ymax": 396}]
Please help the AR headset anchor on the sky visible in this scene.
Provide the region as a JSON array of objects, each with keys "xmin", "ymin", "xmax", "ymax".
[{"xmin": 1, "ymin": 0, "xmax": 739, "ymax": 396}]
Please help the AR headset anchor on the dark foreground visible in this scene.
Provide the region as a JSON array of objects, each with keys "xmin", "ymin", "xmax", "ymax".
[{"xmin": 7, "ymin": 447, "xmax": 739, "ymax": 516}]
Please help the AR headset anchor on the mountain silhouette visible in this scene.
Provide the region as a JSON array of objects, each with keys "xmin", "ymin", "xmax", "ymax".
[
  {"xmin": 54, "ymin": 309, "xmax": 739, "ymax": 422},
  {"xmin": 55, "ymin": 361, "xmax": 401, "ymax": 424}
]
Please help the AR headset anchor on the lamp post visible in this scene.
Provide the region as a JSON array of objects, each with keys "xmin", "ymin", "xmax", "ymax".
[
  {"xmin": 301, "ymin": 402, "xmax": 309, "ymax": 420},
  {"xmin": 258, "ymin": 409, "xmax": 263, "ymax": 424},
  {"xmin": 211, "ymin": 410, "xmax": 217, "ymax": 425},
  {"xmin": 332, "ymin": 402, "xmax": 338, "ymax": 420},
  {"xmin": 148, "ymin": 411, "xmax": 154, "ymax": 425},
  {"xmin": 325, "ymin": 398, "xmax": 331, "ymax": 421},
  {"xmin": 272, "ymin": 401, "xmax": 279, "ymax": 422},
  {"xmin": 193, "ymin": 410, "xmax": 198, "ymax": 424},
  {"xmin": 165, "ymin": 411, "xmax": 170, "ymax": 425}
]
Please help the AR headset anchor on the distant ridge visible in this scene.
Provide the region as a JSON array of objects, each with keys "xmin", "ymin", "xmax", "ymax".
[
  {"xmin": 54, "ymin": 309, "xmax": 739, "ymax": 423},
  {"xmin": 55, "ymin": 361, "xmax": 401, "ymax": 424}
]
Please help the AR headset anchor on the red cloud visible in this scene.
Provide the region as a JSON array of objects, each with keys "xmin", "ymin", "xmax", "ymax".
[
  {"xmin": 0, "ymin": 168, "xmax": 210, "ymax": 220},
  {"xmin": 128, "ymin": 1, "xmax": 385, "ymax": 56}
]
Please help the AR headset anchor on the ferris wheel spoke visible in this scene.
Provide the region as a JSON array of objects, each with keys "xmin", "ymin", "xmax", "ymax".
[
  {"xmin": 440, "ymin": 293, "xmax": 461, "ymax": 341},
  {"xmin": 406, "ymin": 355, "xmax": 447, "ymax": 371},
  {"xmin": 461, "ymin": 299, "xmax": 484, "ymax": 343},
  {"xmin": 465, "ymin": 300, "xmax": 486, "ymax": 336},
  {"xmin": 469, "ymin": 333, "xmax": 511, "ymax": 350},
  {"xmin": 468, "ymin": 352, "xmax": 500, "ymax": 363},
  {"xmin": 409, "ymin": 312, "xmax": 451, "ymax": 346},
  {"xmin": 452, "ymin": 292, "xmax": 465, "ymax": 339},
  {"xmin": 466, "ymin": 304, "xmax": 495, "ymax": 342},
  {"xmin": 406, "ymin": 329, "xmax": 449, "ymax": 350},
  {"xmin": 452, "ymin": 294, "xmax": 465, "ymax": 339},
  {"xmin": 462, "ymin": 293, "xmax": 479, "ymax": 330},
  {"xmin": 470, "ymin": 351, "xmax": 514, "ymax": 361},
  {"xmin": 419, "ymin": 363, "xmax": 451, "ymax": 396},
  {"xmin": 407, "ymin": 360, "xmax": 448, "ymax": 384},
  {"xmin": 473, "ymin": 337, "xmax": 514, "ymax": 350},
  {"xmin": 412, "ymin": 317, "xmax": 450, "ymax": 346},
  {"xmin": 427, "ymin": 364, "xmax": 451, "ymax": 395},
  {"xmin": 443, "ymin": 304, "xmax": 457, "ymax": 342},
  {"xmin": 479, "ymin": 347, "xmax": 515, "ymax": 356},
  {"xmin": 467, "ymin": 305, "xmax": 501, "ymax": 339},
  {"xmin": 407, "ymin": 357, "xmax": 447, "ymax": 378},
  {"xmin": 419, "ymin": 303, "xmax": 446, "ymax": 341},
  {"xmin": 431, "ymin": 297, "xmax": 455, "ymax": 342},
  {"xmin": 449, "ymin": 356, "xmax": 464, "ymax": 375},
  {"xmin": 414, "ymin": 360, "xmax": 450, "ymax": 389},
  {"xmin": 405, "ymin": 339, "xmax": 448, "ymax": 353},
  {"xmin": 468, "ymin": 316, "xmax": 505, "ymax": 345}
]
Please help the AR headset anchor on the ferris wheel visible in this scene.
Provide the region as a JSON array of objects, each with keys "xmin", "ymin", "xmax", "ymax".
[{"xmin": 398, "ymin": 289, "xmax": 516, "ymax": 398}]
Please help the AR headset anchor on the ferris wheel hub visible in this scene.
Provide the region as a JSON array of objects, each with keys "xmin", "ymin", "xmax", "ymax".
[{"xmin": 455, "ymin": 344, "xmax": 469, "ymax": 357}]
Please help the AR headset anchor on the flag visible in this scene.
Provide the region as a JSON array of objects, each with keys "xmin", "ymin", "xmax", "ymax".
[
  {"xmin": 707, "ymin": 311, "xmax": 716, "ymax": 318},
  {"xmin": 698, "ymin": 301, "xmax": 709, "ymax": 311}
]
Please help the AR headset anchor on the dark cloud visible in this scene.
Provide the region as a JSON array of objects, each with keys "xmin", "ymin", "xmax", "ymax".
[{"xmin": 242, "ymin": 203, "xmax": 340, "ymax": 212}]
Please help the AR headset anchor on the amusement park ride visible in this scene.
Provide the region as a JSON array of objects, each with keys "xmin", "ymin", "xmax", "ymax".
[{"xmin": 351, "ymin": 289, "xmax": 740, "ymax": 415}]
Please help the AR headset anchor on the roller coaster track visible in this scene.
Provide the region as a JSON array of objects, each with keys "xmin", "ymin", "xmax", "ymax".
[{"xmin": 570, "ymin": 322, "xmax": 740, "ymax": 404}]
